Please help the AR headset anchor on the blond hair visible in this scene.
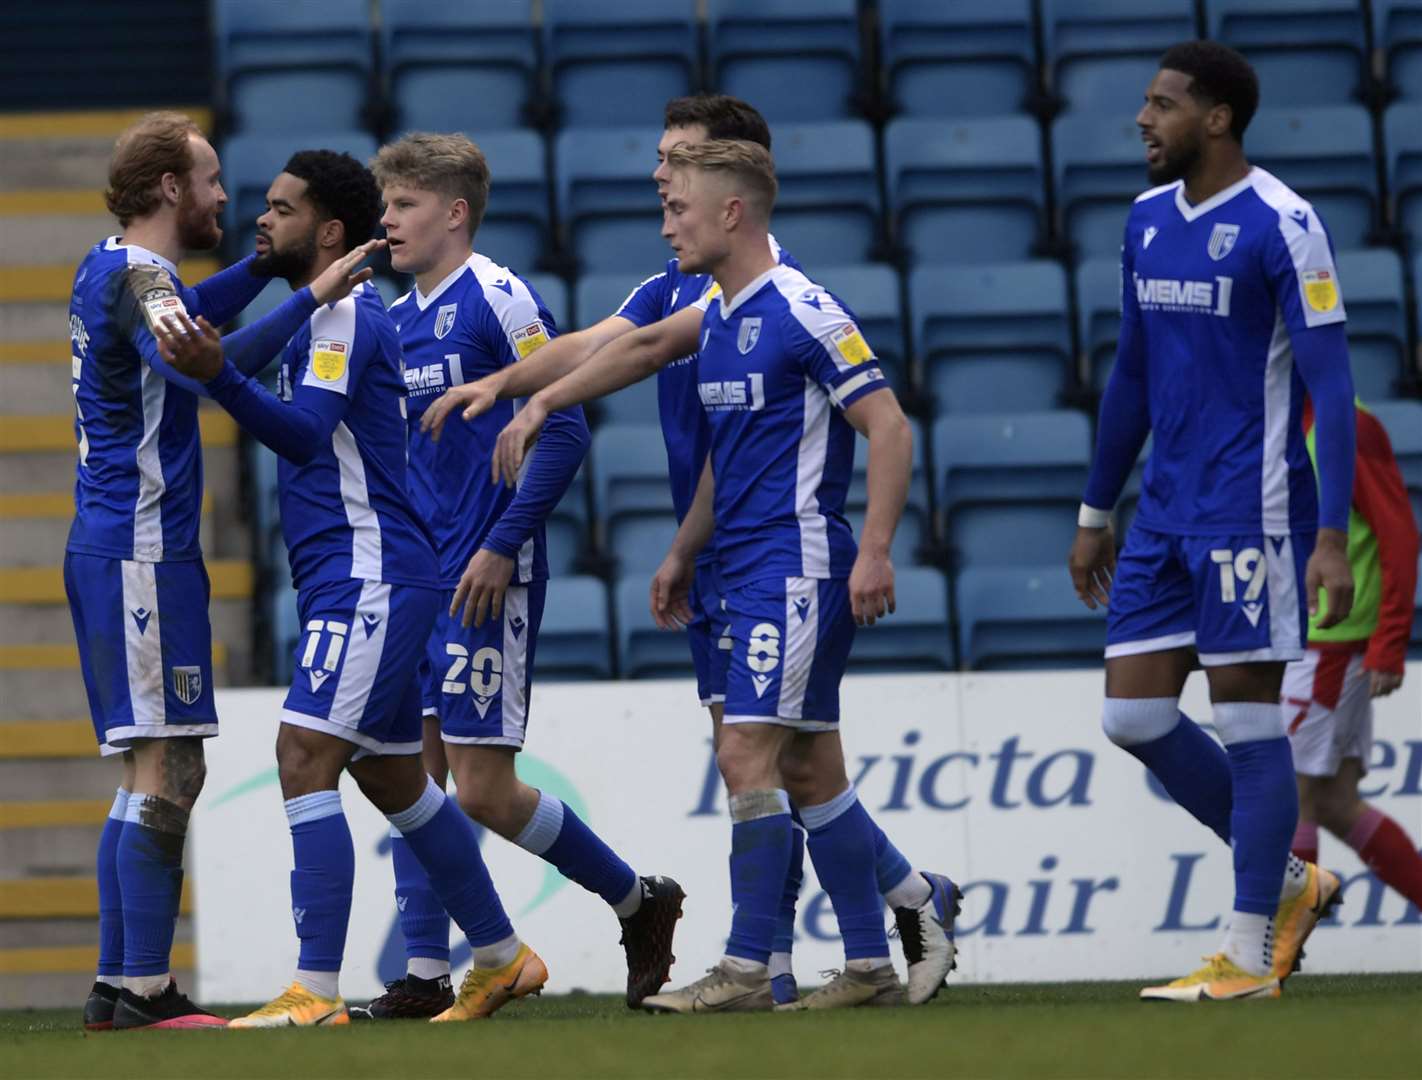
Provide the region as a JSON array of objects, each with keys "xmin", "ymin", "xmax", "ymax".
[
  {"xmin": 664, "ymin": 139, "xmax": 777, "ymax": 217},
  {"xmin": 104, "ymin": 111, "xmax": 203, "ymax": 226},
  {"xmin": 371, "ymin": 132, "xmax": 491, "ymax": 236}
]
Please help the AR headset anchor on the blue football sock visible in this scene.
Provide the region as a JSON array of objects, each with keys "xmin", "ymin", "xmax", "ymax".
[
  {"xmin": 725, "ymin": 790, "xmax": 794, "ymax": 965},
  {"xmin": 803, "ymin": 787, "xmax": 890, "ymax": 962},
  {"xmin": 772, "ymin": 816, "xmax": 806, "ymax": 958},
  {"xmin": 96, "ymin": 789, "xmax": 129, "ymax": 980},
  {"xmin": 390, "ymin": 828, "xmax": 450, "ymax": 962},
  {"xmin": 515, "ymin": 790, "xmax": 639, "ymax": 910},
  {"xmin": 116, "ymin": 795, "xmax": 187, "ymax": 977},
  {"xmin": 1120, "ymin": 709, "xmax": 1234, "ymax": 843},
  {"xmin": 1220, "ymin": 722, "xmax": 1298, "ymax": 915},
  {"xmin": 285, "ymin": 790, "xmax": 355, "ymax": 973},
  {"xmin": 389, "ymin": 778, "xmax": 513, "ymax": 949},
  {"xmin": 869, "ymin": 817, "xmax": 914, "ymax": 897}
]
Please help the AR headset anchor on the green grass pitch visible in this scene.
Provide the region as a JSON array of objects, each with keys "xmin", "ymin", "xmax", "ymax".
[{"xmin": 4, "ymin": 975, "xmax": 1420, "ymax": 1079}]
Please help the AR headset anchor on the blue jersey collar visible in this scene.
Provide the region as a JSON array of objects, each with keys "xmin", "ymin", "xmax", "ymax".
[{"xmin": 105, "ymin": 236, "xmax": 180, "ymax": 278}]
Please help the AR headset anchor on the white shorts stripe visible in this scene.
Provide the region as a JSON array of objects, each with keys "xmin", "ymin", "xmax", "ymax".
[
  {"xmin": 120, "ymin": 559, "xmax": 165, "ymax": 725},
  {"xmin": 779, "ymin": 577, "xmax": 818, "ymax": 720},
  {"xmin": 500, "ymin": 587, "xmax": 531, "ymax": 742},
  {"xmin": 1103, "ymin": 630, "xmax": 1197, "ymax": 659},
  {"xmin": 132, "ymin": 366, "xmax": 167, "ymax": 559},
  {"xmin": 327, "ymin": 580, "xmax": 390, "ymax": 726}
]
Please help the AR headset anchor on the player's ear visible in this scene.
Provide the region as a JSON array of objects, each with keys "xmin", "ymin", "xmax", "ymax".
[
  {"xmin": 160, "ymin": 171, "xmax": 183, "ymax": 208},
  {"xmin": 318, "ymin": 217, "xmax": 345, "ymax": 252},
  {"xmin": 1206, "ymin": 102, "xmax": 1234, "ymax": 139},
  {"xmin": 723, "ymin": 194, "xmax": 743, "ymax": 232},
  {"xmin": 448, "ymin": 197, "xmax": 470, "ymax": 234}
]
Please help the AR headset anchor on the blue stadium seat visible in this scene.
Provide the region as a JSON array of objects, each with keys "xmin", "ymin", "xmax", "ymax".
[
  {"xmin": 811, "ymin": 264, "xmax": 909, "ymax": 393},
  {"xmin": 886, "ymin": 116, "xmax": 1045, "ymax": 266},
  {"xmin": 766, "ymin": 122, "xmax": 880, "ymax": 267},
  {"xmin": 546, "ymin": 466, "xmax": 590, "ymax": 578},
  {"xmin": 1074, "ymin": 257, "xmax": 1121, "ymax": 391},
  {"xmin": 1052, "ymin": 113, "xmax": 1148, "ymax": 261},
  {"xmin": 956, "ymin": 564, "xmax": 1107, "ymax": 669},
  {"xmin": 708, "ymin": 0, "xmax": 862, "ymax": 122},
  {"xmin": 1386, "ymin": 105, "xmax": 1422, "ymax": 252},
  {"xmin": 878, "ymin": 0, "xmax": 1037, "ymax": 119},
  {"xmin": 933, "ymin": 411, "xmax": 1093, "ymax": 517},
  {"xmin": 592, "ymin": 423, "xmax": 676, "ymax": 525},
  {"xmin": 1246, "ymin": 106, "xmax": 1378, "ymax": 251},
  {"xmin": 845, "ymin": 509, "xmax": 926, "ymax": 568},
  {"xmin": 573, "ymin": 275, "xmax": 660, "ymax": 423},
  {"xmin": 221, "ymin": 132, "xmax": 379, "ymax": 255},
  {"xmin": 910, "ymin": 262, "xmax": 1072, "ymax": 414},
  {"xmin": 468, "ymin": 130, "xmax": 550, "ymax": 274},
  {"xmin": 213, "ymin": 0, "xmax": 372, "ymax": 133},
  {"xmin": 524, "ymin": 273, "xmax": 570, "ymax": 332},
  {"xmin": 1044, "ymin": 0, "xmax": 1198, "ymax": 114},
  {"xmin": 544, "ymin": 0, "xmax": 698, "ymax": 129},
  {"xmin": 537, "ymin": 576, "xmax": 613, "ymax": 679},
  {"xmin": 615, "ymin": 575, "xmax": 695, "ymax": 677},
  {"xmin": 846, "ymin": 416, "xmax": 928, "ymax": 516},
  {"xmin": 1335, "ymin": 250, "xmax": 1407, "ymax": 401},
  {"xmin": 608, "ymin": 515, "xmax": 679, "ymax": 573},
  {"xmin": 555, "ymin": 128, "xmax": 665, "ymax": 273},
  {"xmin": 381, "ymin": 0, "xmax": 537, "ymax": 132},
  {"xmin": 1369, "ymin": 401, "xmax": 1422, "ymax": 496},
  {"xmin": 846, "ymin": 567, "xmax": 954, "ymax": 672},
  {"xmin": 1378, "ymin": 1, "xmax": 1422, "ymax": 101},
  {"xmin": 1207, "ymin": 0, "xmax": 1367, "ymax": 106}
]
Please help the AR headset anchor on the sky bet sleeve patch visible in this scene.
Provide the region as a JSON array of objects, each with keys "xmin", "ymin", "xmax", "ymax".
[
  {"xmin": 125, "ymin": 264, "xmax": 189, "ymax": 337},
  {"xmin": 310, "ymin": 339, "xmax": 349, "ymax": 382},
  {"xmin": 511, "ymin": 320, "xmax": 550, "ymax": 359},
  {"xmin": 1300, "ymin": 268, "xmax": 1339, "ymax": 313},
  {"xmin": 829, "ymin": 322, "xmax": 873, "ymax": 366}
]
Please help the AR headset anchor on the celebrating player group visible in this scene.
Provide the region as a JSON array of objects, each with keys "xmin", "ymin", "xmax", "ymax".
[{"xmin": 65, "ymin": 37, "xmax": 1420, "ymax": 1030}]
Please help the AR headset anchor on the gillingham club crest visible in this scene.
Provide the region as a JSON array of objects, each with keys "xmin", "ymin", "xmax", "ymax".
[
  {"xmin": 433, "ymin": 303, "xmax": 458, "ymax": 340},
  {"xmin": 737, "ymin": 316, "xmax": 762, "ymax": 355},
  {"xmin": 1207, "ymin": 223, "xmax": 1240, "ymax": 261}
]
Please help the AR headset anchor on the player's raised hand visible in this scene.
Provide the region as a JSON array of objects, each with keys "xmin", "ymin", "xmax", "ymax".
[
  {"xmin": 849, "ymin": 548, "xmax": 896, "ymax": 627},
  {"xmin": 420, "ymin": 375, "xmax": 500, "ymax": 442},
  {"xmin": 491, "ymin": 397, "xmax": 549, "ymax": 487},
  {"xmin": 1306, "ymin": 527, "xmax": 1354, "ymax": 629},
  {"xmin": 308, "ymin": 238, "xmax": 386, "ymax": 305},
  {"xmin": 650, "ymin": 549, "xmax": 694, "ymax": 630},
  {"xmin": 451, "ymin": 548, "xmax": 514, "ymax": 629},
  {"xmin": 155, "ymin": 311, "xmax": 224, "ymax": 381},
  {"xmin": 1068, "ymin": 523, "xmax": 1116, "ymax": 610}
]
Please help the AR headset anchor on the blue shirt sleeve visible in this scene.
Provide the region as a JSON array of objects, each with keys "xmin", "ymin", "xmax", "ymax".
[
  {"xmin": 781, "ymin": 288, "xmax": 888, "ymax": 411},
  {"xmin": 615, "ymin": 270, "xmax": 672, "ymax": 328},
  {"xmin": 1082, "ymin": 226, "xmax": 1153, "ymax": 513},
  {"xmin": 204, "ymin": 357, "xmax": 348, "ymax": 466},
  {"xmin": 180, "ymin": 255, "xmax": 269, "ymax": 327}
]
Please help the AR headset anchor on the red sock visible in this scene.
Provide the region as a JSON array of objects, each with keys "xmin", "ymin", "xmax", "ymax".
[
  {"xmin": 1292, "ymin": 819, "xmax": 1319, "ymax": 865},
  {"xmin": 1347, "ymin": 807, "xmax": 1422, "ymax": 909}
]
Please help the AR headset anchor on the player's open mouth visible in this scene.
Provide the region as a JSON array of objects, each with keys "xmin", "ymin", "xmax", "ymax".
[
  {"xmin": 254, "ymin": 236, "xmax": 270, "ymax": 252},
  {"xmin": 1142, "ymin": 135, "xmax": 1163, "ymax": 164}
]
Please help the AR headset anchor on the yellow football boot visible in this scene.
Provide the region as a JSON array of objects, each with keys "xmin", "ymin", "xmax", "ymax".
[
  {"xmin": 227, "ymin": 982, "xmax": 349, "ymax": 1028},
  {"xmin": 1139, "ymin": 953, "xmax": 1281, "ymax": 1002},
  {"xmin": 430, "ymin": 944, "xmax": 548, "ymax": 1022},
  {"xmin": 1273, "ymin": 862, "xmax": 1342, "ymax": 982}
]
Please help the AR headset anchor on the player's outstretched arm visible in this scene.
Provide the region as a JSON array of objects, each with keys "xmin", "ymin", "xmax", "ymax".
[
  {"xmin": 421, "ymin": 315, "xmax": 633, "ymax": 440},
  {"xmin": 183, "ymin": 253, "xmax": 266, "ymax": 328},
  {"xmin": 651, "ymin": 459, "xmax": 714, "ymax": 630},
  {"xmin": 489, "ymin": 305, "xmax": 704, "ymax": 485},
  {"xmin": 153, "ymin": 310, "xmax": 346, "ymax": 466},
  {"xmin": 844, "ymin": 389, "xmax": 912, "ymax": 626}
]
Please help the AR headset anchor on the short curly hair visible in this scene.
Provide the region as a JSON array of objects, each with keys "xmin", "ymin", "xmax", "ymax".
[
  {"xmin": 282, "ymin": 149, "xmax": 381, "ymax": 253},
  {"xmin": 1160, "ymin": 40, "xmax": 1260, "ymax": 141}
]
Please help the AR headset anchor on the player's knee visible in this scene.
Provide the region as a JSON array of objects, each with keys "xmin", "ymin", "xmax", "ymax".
[
  {"xmin": 717, "ymin": 729, "xmax": 779, "ymax": 793},
  {"xmin": 455, "ymin": 787, "xmax": 500, "ymax": 827},
  {"xmin": 156, "ymin": 738, "xmax": 207, "ymax": 806},
  {"xmin": 1101, "ymin": 697, "xmax": 1180, "ymax": 749}
]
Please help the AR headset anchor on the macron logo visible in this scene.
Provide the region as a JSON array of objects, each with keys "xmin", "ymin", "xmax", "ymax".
[{"xmin": 131, "ymin": 607, "xmax": 152, "ymax": 636}]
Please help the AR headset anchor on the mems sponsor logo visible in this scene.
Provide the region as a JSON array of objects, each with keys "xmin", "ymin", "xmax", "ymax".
[
  {"xmin": 404, "ymin": 363, "xmax": 446, "ymax": 396},
  {"xmin": 1133, "ymin": 273, "xmax": 1234, "ymax": 317},
  {"xmin": 698, "ymin": 373, "xmax": 765, "ymax": 411}
]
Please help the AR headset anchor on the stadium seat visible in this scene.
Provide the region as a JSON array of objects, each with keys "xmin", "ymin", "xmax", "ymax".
[
  {"xmin": 592, "ymin": 424, "xmax": 677, "ymax": 526},
  {"xmin": 846, "ymin": 567, "xmax": 954, "ymax": 672},
  {"xmin": 933, "ymin": 411, "xmax": 1093, "ymax": 518},
  {"xmin": 573, "ymin": 275, "xmax": 661, "ymax": 423},
  {"xmin": 844, "ymin": 414, "xmax": 929, "ymax": 520},
  {"xmin": 910, "ymin": 262, "xmax": 1072, "ymax": 414},
  {"xmin": 878, "ymin": 0, "xmax": 1038, "ymax": 119},
  {"xmin": 555, "ymin": 128, "xmax": 666, "ymax": 273},
  {"xmin": 537, "ymin": 576, "xmax": 614, "ymax": 679},
  {"xmin": 811, "ymin": 264, "xmax": 910, "ymax": 393},
  {"xmin": 1378, "ymin": 1, "xmax": 1422, "ymax": 101},
  {"xmin": 615, "ymin": 574, "xmax": 695, "ymax": 677},
  {"xmin": 1206, "ymin": 0, "xmax": 1367, "ymax": 107},
  {"xmin": 1334, "ymin": 250, "xmax": 1408, "ymax": 402},
  {"xmin": 546, "ymin": 467, "xmax": 591, "ymax": 578},
  {"xmin": 1044, "ymin": 0, "xmax": 1199, "ymax": 114},
  {"xmin": 1074, "ymin": 257, "xmax": 1121, "ymax": 391},
  {"xmin": 468, "ymin": 130, "xmax": 551, "ymax": 274},
  {"xmin": 765, "ymin": 122, "xmax": 881, "ymax": 267},
  {"xmin": 707, "ymin": 0, "xmax": 862, "ymax": 122},
  {"xmin": 221, "ymin": 132, "xmax": 379, "ymax": 255},
  {"xmin": 381, "ymin": 0, "xmax": 537, "ymax": 132},
  {"xmin": 956, "ymin": 564, "xmax": 1107, "ymax": 670},
  {"xmin": 887, "ymin": 115, "xmax": 1046, "ymax": 268},
  {"xmin": 544, "ymin": 0, "xmax": 698, "ymax": 129},
  {"xmin": 1369, "ymin": 401, "xmax": 1422, "ymax": 496},
  {"xmin": 885, "ymin": 116, "xmax": 1045, "ymax": 266},
  {"xmin": 1246, "ymin": 106, "xmax": 1378, "ymax": 251},
  {"xmin": 1386, "ymin": 105, "xmax": 1422, "ymax": 253},
  {"xmin": 524, "ymin": 272, "xmax": 570, "ymax": 332},
  {"xmin": 845, "ymin": 508, "xmax": 926, "ymax": 568},
  {"xmin": 213, "ymin": 0, "xmax": 372, "ymax": 133},
  {"xmin": 1052, "ymin": 112, "xmax": 1150, "ymax": 261}
]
